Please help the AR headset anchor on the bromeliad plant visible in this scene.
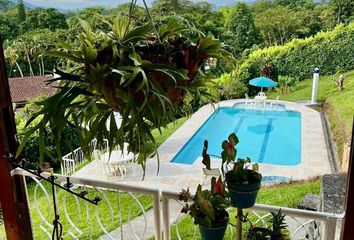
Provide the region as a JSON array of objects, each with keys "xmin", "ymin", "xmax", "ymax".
[
  {"xmin": 178, "ymin": 177, "xmax": 229, "ymax": 228},
  {"xmin": 17, "ymin": 12, "xmax": 233, "ymax": 173},
  {"xmin": 221, "ymin": 133, "xmax": 262, "ymax": 184},
  {"xmin": 221, "ymin": 133, "xmax": 262, "ymax": 208},
  {"xmin": 247, "ymin": 209, "xmax": 290, "ymax": 240}
]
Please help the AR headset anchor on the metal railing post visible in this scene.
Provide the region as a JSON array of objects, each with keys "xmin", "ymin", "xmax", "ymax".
[
  {"xmin": 153, "ymin": 191, "xmax": 162, "ymax": 240},
  {"xmin": 324, "ymin": 217, "xmax": 337, "ymax": 240},
  {"xmin": 162, "ymin": 195, "xmax": 170, "ymax": 240}
]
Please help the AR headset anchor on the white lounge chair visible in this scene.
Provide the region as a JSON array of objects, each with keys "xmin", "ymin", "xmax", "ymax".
[
  {"xmin": 255, "ymin": 92, "xmax": 267, "ymax": 109},
  {"xmin": 200, "ymin": 168, "xmax": 222, "ymax": 185},
  {"xmin": 245, "ymin": 93, "xmax": 254, "ymax": 108},
  {"xmin": 270, "ymin": 96, "xmax": 280, "ymax": 109}
]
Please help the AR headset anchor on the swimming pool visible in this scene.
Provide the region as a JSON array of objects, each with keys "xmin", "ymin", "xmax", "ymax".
[{"xmin": 171, "ymin": 106, "xmax": 301, "ymax": 165}]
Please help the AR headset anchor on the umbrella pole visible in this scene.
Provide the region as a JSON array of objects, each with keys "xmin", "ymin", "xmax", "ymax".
[{"xmin": 261, "ymin": 87, "xmax": 263, "ymax": 92}]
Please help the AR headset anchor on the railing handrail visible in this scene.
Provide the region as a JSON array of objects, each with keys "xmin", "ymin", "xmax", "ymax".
[
  {"xmin": 161, "ymin": 189, "xmax": 345, "ymax": 240},
  {"xmin": 12, "ymin": 167, "xmax": 346, "ymax": 240},
  {"xmin": 161, "ymin": 189, "xmax": 345, "ymax": 220},
  {"xmin": 12, "ymin": 168, "xmax": 162, "ymax": 240},
  {"xmin": 62, "ymin": 146, "xmax": 82, "ymax": 158},
  {"xmin": 12, "ymin": 168, "xmax": 160, "ymax": 195}
]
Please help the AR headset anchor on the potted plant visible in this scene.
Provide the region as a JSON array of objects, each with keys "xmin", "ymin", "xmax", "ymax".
[
  {"xmin": 247, "ymin": 209, "xmax": 290, "ymax": 240},
  {"xmin": 221, "ymin": 133, "xmax": 262, "ymax": 208},
  {"xmin": 178, "ymin": 177, "xmax": 230, "ymax": 240}
]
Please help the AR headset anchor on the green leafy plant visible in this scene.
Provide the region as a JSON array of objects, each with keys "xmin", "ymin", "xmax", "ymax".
[
  {"xmin": 278, "ymin": 75, "xmax": 299, "ymax": 94},
  {"xmin": 247, "ymin": 209, "xmax": 290, "ymax": 240},
  {"xmin": 17, "ymin": 13, "xmax": 233, "ymax": 173},
  {"xmin": 16, "ymin": 97, "xmax": 80, "ymax": 169},
  {"xmin": 269, "ymin": 209, "xmax": 290, "ymax": 240},
  {"xmin": 178, "ymin": 177, "xmax": 229, "ymax": 228},
  {"xmin": 221, "ymin": 133, "xmax": 262, "ymax": 184},
  {"xmin": 238, "ymin": 22, "xmax": 354, "ymax": 84},
  {"xmin": 247, "ymin": 228, "xmax": 272, "ymax": 240}
]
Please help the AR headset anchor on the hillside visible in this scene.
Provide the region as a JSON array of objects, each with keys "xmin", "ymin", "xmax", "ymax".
[
  {"xmin": 0, "ymin": 0, "xmax": 15, "ymax": 11},
  {"xmin": 269, "ymin": 70, "xmax": 354, "ymax": 162}
]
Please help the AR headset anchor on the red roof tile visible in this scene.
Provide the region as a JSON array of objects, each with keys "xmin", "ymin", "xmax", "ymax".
[{"xmin": 9, "ymin": 75, "xmax": 58, "ymax": 104}]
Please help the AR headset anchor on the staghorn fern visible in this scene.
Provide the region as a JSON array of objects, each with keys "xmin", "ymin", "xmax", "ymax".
[{"xmin": 17, "ymin": 15, "xmax": 233, "ymax": 176}]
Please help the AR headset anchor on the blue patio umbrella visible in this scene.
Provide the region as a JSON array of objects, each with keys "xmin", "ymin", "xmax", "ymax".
[{"xmin": 249, "ymin": 77, "xmax": 277, "ymax": 92}]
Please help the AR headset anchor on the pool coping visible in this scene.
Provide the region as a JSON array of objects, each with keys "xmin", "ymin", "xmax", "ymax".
[
  {"xmin": 156, "ymin": 99, "xmax": 332, "ymax": 182},
  {"xmin": 73, "ymin": 99, "xmax": 333, "ymax": 192}
]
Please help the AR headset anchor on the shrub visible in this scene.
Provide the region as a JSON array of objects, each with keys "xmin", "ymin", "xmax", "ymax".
[
  {"xmin": 238, "ymin": 22, "xmax": 354, "ymax": 83},
  {"xmin": 16, "ymin": 97, "xmax": 79, "ymax": 170},
  {"xmin": 214, "ymin": 73, "xmax": 248, "ymax": 100},
  {"xmin": 278, "ymin": 75, "xmax": 299, "ymax": 94}
]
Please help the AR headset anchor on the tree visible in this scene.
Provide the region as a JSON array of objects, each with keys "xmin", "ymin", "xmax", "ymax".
[
  {"xmin": 0, "ymin": 12, "xmax": 19, "ymax": 40},
  {"xmin": 151, "ymin": 0, "xmax": 187, "ymax": 18},
  {"xmin": 226, "ymin": 2, "xmax": 261, "ymax": 55},
  {"xmin": 275, "ymin": 0, "xmax": 315, "ymax": 9},
  {"xmin": 0, "ymin": 0, "xmax": 16, "ymax": 11},
  {"xmin": 15, "ymin": 39, "xmax": 34, "ymax": 76},
  {"xmin": 255, "ymin": 6, "xmax": 304, "ymax": 46},
  {"xmin": 4, "ymin": 47, "xmax": 23, "ymax": 77},
  {"xmin": 17, "ymin": 0, "xmax": 26, "ymax": 23},
  {"xmin": 20, "ymin": 8, "xmax": 67, "ymax": 34},
  {"xmin": 330, "ymin": 0, "xmax": 354, "ymax": 24},
  {"xmin": 182, "ymin": 2, "xmax": 225, "ymax": 38}
]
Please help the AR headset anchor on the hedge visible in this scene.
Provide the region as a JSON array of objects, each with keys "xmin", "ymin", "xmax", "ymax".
[{"xmin": 238, "ymin": 22, "xmax": 354, "ymax": 83}]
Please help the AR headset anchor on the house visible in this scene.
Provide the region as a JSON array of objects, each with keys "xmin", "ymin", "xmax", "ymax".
[{"xmin": 8, "ymin": 75, "xmax": 58, "ymax": 108}]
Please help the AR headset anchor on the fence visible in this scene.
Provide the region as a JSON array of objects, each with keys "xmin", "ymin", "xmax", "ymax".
[{"xmin": 12, "ymin": 168, "xmax": 344, "ymax": 240}]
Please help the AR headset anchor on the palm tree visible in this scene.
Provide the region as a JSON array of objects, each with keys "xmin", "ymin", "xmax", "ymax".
[
  {"xmin": 31, "ymin": 42, "xmax": 46, "ymax": 76},
  {"xmin": 4, "ymin": 47, "xmax": 24, "ymax": 77},
  {"xmin": 17, "ymin": 40, "xmax": 34, "ymax": 76}
]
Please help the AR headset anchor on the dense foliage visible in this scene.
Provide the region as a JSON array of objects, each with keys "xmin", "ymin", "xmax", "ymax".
[
  {"xmin": 2, "ymin": 0, "xmax": 353, "ymax": 78},
  {"xmin": 16, "ymin": 97, "xmax": 80, "ymax": 169},
  {"xmin": 225, "ymin": 3, "xmax": 261, "ymax": 55},
  {"xmin": 238, "ymin": 22, "xmax": 354, "ymax": 83}
]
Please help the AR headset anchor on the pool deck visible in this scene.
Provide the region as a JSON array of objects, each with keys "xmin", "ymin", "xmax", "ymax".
[{"xmin": 74, "ymin": 99, "xmax": 332, "ymax": 192}]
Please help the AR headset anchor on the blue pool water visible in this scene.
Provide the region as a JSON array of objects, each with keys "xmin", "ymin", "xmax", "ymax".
[{"xmin": 171, "ymin": 107, "xmax": 301, "ymax": 165}]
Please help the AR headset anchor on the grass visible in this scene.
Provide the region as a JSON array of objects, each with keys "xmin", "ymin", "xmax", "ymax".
[
  {"xmin": 0, "ymin": 117, "xmax": 188, "ymax": 239},
  {"xmin": 163, "ymin": 179, "xmax": 321, "ymax": 240},
  {"xmin": 269, "ymin": 70, "xmax": 354, "ymax": 159},
  {"xmin": 143, "ymin": 117, "xmax": 187, "ymax": 158},
  {"xmin": 27, "ymin": 182, "xmax": 153, "ymax": 239}
]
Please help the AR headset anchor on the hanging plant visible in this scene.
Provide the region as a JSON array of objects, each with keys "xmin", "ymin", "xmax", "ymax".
[{"xmin": 17, "ymin": 12, "xmax": 233, "ymax": 174}]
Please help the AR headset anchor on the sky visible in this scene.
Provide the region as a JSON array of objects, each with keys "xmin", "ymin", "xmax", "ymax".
[{"xmin": 21, "ymin": 0, "xmax": 252, "ymax": 10}]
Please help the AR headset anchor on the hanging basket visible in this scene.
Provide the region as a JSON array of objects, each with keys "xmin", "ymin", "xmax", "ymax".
[{"xmin": 226, "ymin": 180, "xmax": 261, "ymax": 208}]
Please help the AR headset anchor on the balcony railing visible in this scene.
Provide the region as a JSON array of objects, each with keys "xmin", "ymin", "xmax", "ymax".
[
  {"xmin": 12, "ymin": 168, "xmax": 344, "ymax": 240},
  {"xmin": 61, "ymin": 139, "xmax": 105, "ymax": 175}
]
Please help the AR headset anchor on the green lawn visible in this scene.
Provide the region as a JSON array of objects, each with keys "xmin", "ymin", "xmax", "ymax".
[
  {"xmin": 162, "ymin": 179, "xmax": 321, "ymax": 240},
  {"xmin": 269, "ymin": 70, "xmax": 354, "ymax": 157},
  {"xmin": 0, "ymin": 117, "xmax": 187, "ymax": 239}
]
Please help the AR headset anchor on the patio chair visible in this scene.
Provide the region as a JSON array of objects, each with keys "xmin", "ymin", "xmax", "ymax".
[
  {"xmin": 200, "ymin": 168, "xmax": 222, "ymax": 185},
  {"xmin": 270, "ymin": 96, "xmax": 280, "ymax": 109},
  {"xmin": 245, "ymin": 93, "xmax": 254, "ymax": 108},
  {"xmin": 96, "ymin": 143, "xmax": 137, "ymax": 179},
  {"xmin": 255, "ymin": 92, "xmax": 267, "ymax": 109}
]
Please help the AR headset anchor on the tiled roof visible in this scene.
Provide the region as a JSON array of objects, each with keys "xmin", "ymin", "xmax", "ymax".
[{"xmin": 9, "ymin": 75, "xmax": 58, "ymax": 104}]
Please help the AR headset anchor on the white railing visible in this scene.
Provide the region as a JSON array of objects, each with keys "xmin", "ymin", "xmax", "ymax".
[
  {"xmin": 12, "ymin": 168, "xmax": 161, "ymax": 240},
  {"xmin": 161, "ymin": 190, "xmax": 344, "ymax": 240},
  {"xmin": 61, "ymin": 139, "xmax": 107, "ymax": 175},
  {"xmin": 11, "ymin": 168, "xmax": 345, "ymax": 240}
]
